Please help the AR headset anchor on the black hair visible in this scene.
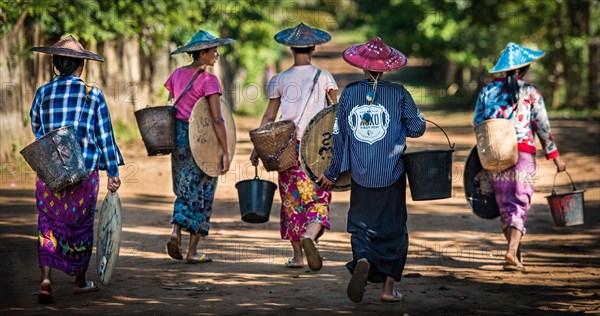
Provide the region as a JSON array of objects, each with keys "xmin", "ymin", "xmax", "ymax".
[
  {"xmin": 291, "ymin": 46, "xmax": 315, "ymax": 54},
  {"xmin": 368, "ymin": 71, "xmax": 383, "ymax": 79},
  {"xmin": 52, "ymin": 55, "xmax": 84, "ymax": 76},
  {"xmin": 506, "ymin": 65, "xmax": 530, "ymax": 105},
  {"xmin": 190, "ymin": 48, "xmax": 212, "ymax": 61}
]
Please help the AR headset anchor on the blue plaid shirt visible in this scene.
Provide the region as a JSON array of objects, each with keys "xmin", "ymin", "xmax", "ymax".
[{"xmin": 30, "ymin": 75, "xmax": 124, "ymax": 177}]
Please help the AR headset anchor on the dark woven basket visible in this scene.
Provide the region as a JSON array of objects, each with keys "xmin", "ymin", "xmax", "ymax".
[
  {"xmin": 250, "ymin": 120, "xmax": 297, "ymax": 171},
  {"xmin": 134, "ymin": 106, "xmax": 176, "ymax": 156},
  {"xmin": 20, "ymin": 126, "xmax": 89, "ymax": 192}
]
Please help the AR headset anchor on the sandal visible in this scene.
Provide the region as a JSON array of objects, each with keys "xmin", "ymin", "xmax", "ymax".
[
  {"xmin": 185, "ymin": 254, "xmax": 213, "ymax": 264},
  {"xmin": 166, "ymin": 236, "xmax": 183, "ymax": 260},
  {"xmin": 347, "ymin": 258, "xmax": 369, "ymax": 303},
  {"xmin": 284, "ymin": 258, "xmax": 304, "ymax": 268},
  {"xmin": 381, "ymin": 289, "xmax": 404, "ymax": 302},
  {"xmin": 73, "ymin": 281, "xmax": 100, "ymax": 295},
  {"xmin": 38, "ymin": 279, "xmax": 53, "ymax": 304},
  {"xmin": 301, "ymin": 237, "xmax": 322, "ymax": 271}
]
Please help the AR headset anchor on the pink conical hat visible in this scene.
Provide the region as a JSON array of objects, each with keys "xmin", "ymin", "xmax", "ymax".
[{"xmin": 342, "ymin": 37, "xmax": 407, "ymax": 72}]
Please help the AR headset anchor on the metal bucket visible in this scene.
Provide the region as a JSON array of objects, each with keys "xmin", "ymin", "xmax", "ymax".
[
  {"xmin": 134, "ymin": 106, "xmax": 176, "ymax": 156},
  {"xmin": 545, "ymin": 171, "xmax": 585, "ymax": 227},
  {"xmin": 403, "ymin": 120, "xmax": 455, "ymax": 201},
  {"xmin": 235, "ymin": 166, "xmax": 277, "ymax": 223},
  {"xmin": 20, "ymin": 126, "xmax": 88, "ymax": 192}
]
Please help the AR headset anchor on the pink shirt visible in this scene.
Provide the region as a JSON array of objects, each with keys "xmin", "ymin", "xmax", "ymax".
[{"xmin": 165, "ymin": 67, "xmax": 222, "ymax": 121}]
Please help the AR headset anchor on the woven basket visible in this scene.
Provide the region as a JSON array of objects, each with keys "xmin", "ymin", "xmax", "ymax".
[
  {"xmin": 250, "ymin": 120, "xmax": 297, "ymax": 171},
  {"xmin": 20, "ymin": 126, "xmax": 89, "ymax": 192},
  {"xmin": 134, "ymin": 106, "xmax": 176, "ymax": 156},
  {"xmin": 474, "ymin": 119, "xmax": 518, "ymax": 172}
]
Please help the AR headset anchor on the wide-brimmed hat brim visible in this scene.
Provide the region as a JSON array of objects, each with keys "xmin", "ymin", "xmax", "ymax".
[
  {"xmin": 31, "ymin": 46, "xmax": 105, "ymax": 62},
  {"xmin": 171, "ymin": 38, "xmax": 235, "ymax": 55},
  {"xmin": 342, "ymin": 45, "xmax": 407, "ymax": 72}
]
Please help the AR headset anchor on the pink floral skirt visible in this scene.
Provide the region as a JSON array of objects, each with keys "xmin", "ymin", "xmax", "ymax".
[{"xmin": 278, "ymin": 147, "xmax": 331, "ymax": 240}]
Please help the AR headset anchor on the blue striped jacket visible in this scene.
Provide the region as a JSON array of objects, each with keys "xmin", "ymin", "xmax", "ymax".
[
  {"xmin": 324, "ymin": 80, "xmax": 426, "ymax": 188},
  {"xmin": 30, "ymin": 75, "xmax": 124, "ymax": 177}
]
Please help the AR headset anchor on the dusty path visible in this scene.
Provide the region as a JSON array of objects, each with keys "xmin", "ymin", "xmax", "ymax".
[
  {"xmin": 1, "ymin": 114, "xmax": 599, "ymax": 315},
  {"xmin": 1, "ymin": 47, "xmax": 599, "ymax": 314}
]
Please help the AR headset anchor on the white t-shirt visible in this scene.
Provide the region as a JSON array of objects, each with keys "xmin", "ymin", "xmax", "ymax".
[{"xmin": 267, "ymin": 64, "xmax": 338, "ymax": 140}]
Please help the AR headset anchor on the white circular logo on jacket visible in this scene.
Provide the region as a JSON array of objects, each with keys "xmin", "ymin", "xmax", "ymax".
[{"xmin": 348, "ymin": 104, "xmax": 390, "ymax": 144}]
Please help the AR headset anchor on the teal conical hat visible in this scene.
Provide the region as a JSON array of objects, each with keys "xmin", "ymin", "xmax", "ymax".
[
  {"xmin": 171, "ymin": 30, "xmax": 235, "ymax": 55},
  {"xmin": 489, "ymin": 42, "xmax": 545, "ymax": 73}
]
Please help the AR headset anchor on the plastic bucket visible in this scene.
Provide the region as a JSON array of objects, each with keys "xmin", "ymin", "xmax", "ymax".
[
  {"xmin": 134, "ymin": 106, "xmax": 176, "ymax": 156},
  {"xmin": 235, "ymin": 166, "xmax": 277, "ymax": 223},
  {"xmin": 403, "ymin": 120, "xmax": 455, "ymax": 201},
  {"xmin": 20, "ymin": 126, "xmax": 89, "ymax": 192},
  {"xmin": 545, "ymin": 171, "xmax": 585, "ymax": 227}
]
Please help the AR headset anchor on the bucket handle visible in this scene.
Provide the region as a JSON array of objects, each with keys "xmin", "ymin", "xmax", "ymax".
[
  {"xmin": 551, "ymin": 170, "xmax": 577, "ymax": 195},
  {"xmin": 425, "ymin": 119, "xmax": 455, "ymax": 150}
]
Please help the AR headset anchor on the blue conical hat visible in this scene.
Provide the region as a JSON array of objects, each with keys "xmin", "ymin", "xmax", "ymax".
[
  {"xmin": 274, "ymin": 23, "xmax": 331, "ymax": 47},
  {"xmin": 171, "ymin": 30, "xmax": 235, "ymax": 55},
  {"xmin": 489, "ymin": 42, "xmax": 545, "ymax": 73}
]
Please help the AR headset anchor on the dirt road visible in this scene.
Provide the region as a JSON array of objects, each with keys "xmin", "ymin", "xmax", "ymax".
[{"xmin": 1, "ymin": 112, "xmax": 599, "ymax": 315}]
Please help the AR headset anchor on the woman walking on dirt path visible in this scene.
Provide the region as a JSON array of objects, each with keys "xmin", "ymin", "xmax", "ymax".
[
  {"xmin": 473, "ymin": 42, "xmax": 566, "ymax": 271},
  {"xmin": 30, "ymin": 35, "xmax": 124, "ymax": 303},
  {"xmin": 165, "ymin": 30, "xmax": 234, "ymax": 264},
  {"xmin": 251, "ymin": 23, "xmax": 338, "ymax": 271},
  {"xmin": 319, "ymin": 37, "xmax": 426, "ymax": 303}
]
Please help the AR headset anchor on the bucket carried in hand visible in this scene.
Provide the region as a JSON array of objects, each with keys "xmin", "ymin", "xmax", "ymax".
[
  {"xmin": 474, "ymin": 118, "xmax": 518, "ymax": 172},
  {"xmin": 403, "ymin": 120, "xmax": 455, "ymax": 201},
  {"xmin": 249, "ymin": 120, "xmax": 297, "ymax": 172},
  {"xmin": 20, "ymin": 126, "xmax": 89, "ymax": 193},
  {"xmin": 134, "ymin": 106, "xmax": 176, "ymax": 156},
  {"xmin": 545, "ymin": 171, "xmax": 585, "ymax": 227},
  {"xmin": 236, "ymin": 165, "xmax": 277, "ymax": 223}
]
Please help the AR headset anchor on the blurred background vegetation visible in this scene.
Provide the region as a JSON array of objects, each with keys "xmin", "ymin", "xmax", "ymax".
[{"xmin": 1, "ymin": 0, "xmax": 599, "ymax": 159}]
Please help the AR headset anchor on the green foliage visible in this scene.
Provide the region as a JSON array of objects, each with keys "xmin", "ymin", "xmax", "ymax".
[
  {"xmin": 4, "ymin": 0, "xmax": 596, "ymax": 113},
  {"xmin": 356, "ymin": 0, "xmax": 597, "ymax": 109},
  {"xmin": 112, "ymin": 118, "xmax": 140, "ymax": 146}
]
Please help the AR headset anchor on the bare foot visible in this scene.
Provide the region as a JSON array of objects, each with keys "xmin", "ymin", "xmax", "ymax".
[
  {"xmin": 38, "ymin": 279, "xmax": 53, "ymax": 304},
  {"xmin": 505, "ymin": 251, "xmax": 521, "ymax": 266},
  {"xmin": 504, "ymin": 252, "xmax": 525, "ymax": 271}
]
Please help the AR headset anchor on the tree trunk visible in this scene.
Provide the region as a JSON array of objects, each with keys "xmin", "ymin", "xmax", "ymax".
[
  {"xmin": 151, "ymin": 45, "xmax": 170, "ymax": 105},
  {"xmin": 0, "ymin": 12, "xmax": 33, "ymax": 161},
  {"xmin": 84, "ymin": 41, "xmax": 101, "ymax": 85},
  {"xmin": 218, "ymin": 55, "xmax": 238, "ymax": 111},
  {"xmin": 589, "ymin": 35, "xmax": 600, "ymax": 109}
]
